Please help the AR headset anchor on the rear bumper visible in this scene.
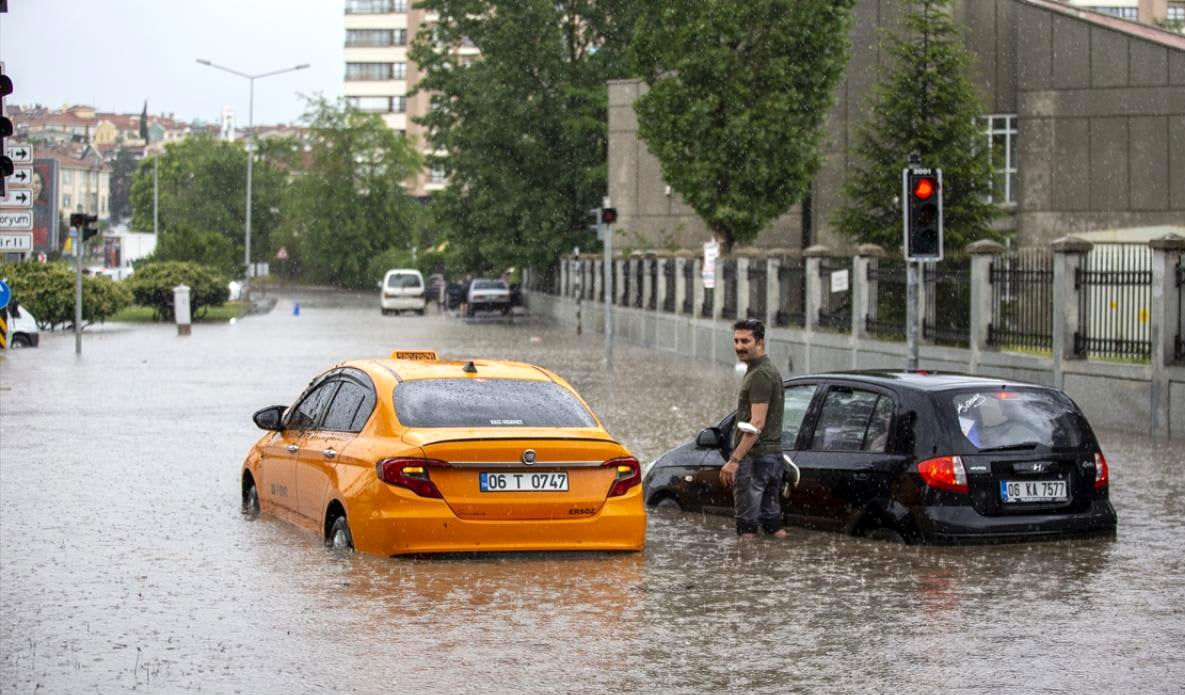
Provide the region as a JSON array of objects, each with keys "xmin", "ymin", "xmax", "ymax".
[
  {"xmin": 914, "ymin": 500, "xmax": 1117, "ymax": 544},
  {"xmin": 353, "ymin": 494, "xmax": 647, "ymax": 556},
  {"xmin": 381, "ymin": 295, "xmax": 427, "ymax": 310}
]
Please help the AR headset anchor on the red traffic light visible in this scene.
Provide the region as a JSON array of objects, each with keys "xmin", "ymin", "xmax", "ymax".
[
  {"xmin": 913, "ymin": 177, "xmax": 936, "ymax": 200},
  {"xmin": 601, "ymin": 207, "xmax": 617, "ymax": 224}
]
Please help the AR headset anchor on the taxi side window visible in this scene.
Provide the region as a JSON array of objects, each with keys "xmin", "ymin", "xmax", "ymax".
[
  {"xmin": 781, "ymin": 384, "xmax": 817, "ymax": 450},
  {"xmin": 287, "ymin": 382, "xmax": 339, "ymax": 431},
  {"xmin": 321, "ymin": 381, "xmax": 375, "ymax": 433},
  {"xmin": 809, "ymin": 387, "xmax": 892, "ymax": 452}
]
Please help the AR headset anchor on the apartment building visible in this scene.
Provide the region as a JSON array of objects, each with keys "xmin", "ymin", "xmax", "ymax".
[
  {"xmin": 343, "ymin": 0, "xmax": 478, "ymax": 197},
  {"xmin": 1064, "ymin": 0, "xmax": 1185, "ymax": 26}
]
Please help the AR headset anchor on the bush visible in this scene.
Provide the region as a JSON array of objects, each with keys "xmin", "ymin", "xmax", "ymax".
[
  {"xmin": 0, "ymin": 261, "xmax": 132, "ymax": 328},
  {"xmin": 124, "ymin": 260, "xmax": 229, "ymax": 321}
]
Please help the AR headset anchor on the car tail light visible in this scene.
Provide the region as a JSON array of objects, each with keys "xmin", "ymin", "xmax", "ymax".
[
  {"xmin": 376, "ymin": 457, "xmax": 449, "ymax": 498},
  {"xmin": 1094, "ymin": 451, "xmax": 1109, "ymax": 490},
  {"xmin": 917, "ymin": 455, "xmax": 968, "ymax": 494},
  {"xmin": 604, "ymin": 457, "xmax": 641, "ymax": 497}
]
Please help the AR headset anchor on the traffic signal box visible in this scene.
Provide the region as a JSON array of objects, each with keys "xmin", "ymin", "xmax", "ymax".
[
  {"xmin": 71, "ymin": 213, "xmax": 100, "ymax": 242},
  {"xmin": 903, "ymin": 168, "xmax": 942, "ymax": 261},
  {"xmin": 1, "ymin": 66, "xmax": 13, "ymax": 196}
]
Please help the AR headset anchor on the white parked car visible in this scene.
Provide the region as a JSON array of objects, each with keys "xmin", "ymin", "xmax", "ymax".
[
  {"xmin": 466, "ymin": 278, "xmax": 511, "ymax": 316},
  {"xmin": 380, "ymin": 268, "xmax": 427, "ymax": 315},
  {"xmin": 6, "ymin": 304, "xmax": 39, "ymax": 348}
]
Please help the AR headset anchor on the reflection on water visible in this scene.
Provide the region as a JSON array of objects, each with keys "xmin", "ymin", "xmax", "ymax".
[{"xmin": 1, "ymin": 290, "xmax": 1182, "ymax": 693}]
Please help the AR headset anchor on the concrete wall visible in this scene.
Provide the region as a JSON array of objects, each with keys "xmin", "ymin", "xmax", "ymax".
[{"xmin": 529, "ymin": 291, "xmax": 1185, "ymax": 439}]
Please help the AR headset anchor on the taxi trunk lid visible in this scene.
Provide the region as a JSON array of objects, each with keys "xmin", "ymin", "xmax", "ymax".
[{"xmin": 409, "ymin": 431, "xmax": 626, "ymax": 520}]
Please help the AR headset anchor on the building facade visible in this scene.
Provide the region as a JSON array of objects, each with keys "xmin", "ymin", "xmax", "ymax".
[{"xmin": 608, "ymin": 0, "xmax": 1185, "ymax": 251}]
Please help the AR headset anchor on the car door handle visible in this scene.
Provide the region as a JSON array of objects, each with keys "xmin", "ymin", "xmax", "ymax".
[
  {"xmin": 322, "ymin": 448, "xmax": 337, "ymax": 460},
  {"xmin": 286, "ymin": 445, "xmax": 299, "ymax": 453}
]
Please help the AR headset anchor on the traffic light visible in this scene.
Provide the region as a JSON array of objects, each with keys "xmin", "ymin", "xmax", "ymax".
[
  {"xmin": 0, "ymin": 66, "xmax": 13, "ymax": 196},
  {"xmin": 601, "ymin": 207, "xmax": 617, "ymax": 225},
  {"xmin": 904, "ymin": 168, "xmax": 942, "ymax": 261},
  {"xmin": 71, "ymin": 213, "xmax": 100, "ymax": 242}
]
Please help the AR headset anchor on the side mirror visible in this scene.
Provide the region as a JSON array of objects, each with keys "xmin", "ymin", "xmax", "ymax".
[
  {"xmin": 253, "ymin": 405, "xmax": 287, "ymax": 431},
  {"xmin": 696, "ymin": 427, "xmax": 723, "ymax": 449}
]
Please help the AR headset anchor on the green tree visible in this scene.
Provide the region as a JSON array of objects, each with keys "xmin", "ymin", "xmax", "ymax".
[
  {"xmin": 107, "ymin": 147, "xmax": 139, "ymax": 222},
  {"xmin": 129, "ymin": 136, "xmax": 289, "ymax": 276},
  {"xmin": 410, "ymin": 0, "xmax": 641, "ymax": 273},
  {"xmin": 0, "ymin": 261, "xmax": 132, "ymax": 328},
  {"xmin": 124, "ymin": 260, "xmax": 230, "ymax": 321},
  {"xmin": 832, "ymin": 0, "xmax": 1000, "ymax": 250},
  {"xmin": 630, "ymin": 0, "xmax": 856, "ymax": 253},
  {"xmin": 282, "ymin": 98, "xmax": 423, "ymax": 289}
]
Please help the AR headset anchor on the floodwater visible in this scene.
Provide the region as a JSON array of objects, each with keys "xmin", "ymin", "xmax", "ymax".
[{"xmin": 1, "ymin": 289, "xmax": 1182, "ymax": 694}]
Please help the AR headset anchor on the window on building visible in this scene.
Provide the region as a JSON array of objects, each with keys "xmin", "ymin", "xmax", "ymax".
[
  {"xmin": 393, "ymin": 96, "xmax": 407, "ymax": 113},
  {"xmin": 63, "ymin": 170, "xmax": 73, "ymax": 184},
  {"xmin": 345, "ymin": 0, "xmax": 395, "ymax": 14},
  {"xmin": 393, "ymin": 29, "xmax": 408, "ymax": 45},
  {"xmin": 346, "ymin": 96, "xmax": 392, "ymax": 113},
  {"xmin": 346, "ymin": 29, "xmax": 394, "ymax": 47},
  {"xmin": 1167, "ymin": 6, "xmax": 1184, "ymax": 21},
  {"xmin": 430, "ymin": 166, "xmax": 446, "ymax": 184},
  {"xmin": 1095, "ymin": 6, "xmax": 1139, "ymax": 20},
  {"xmin": 346, "ymin": 62, "xmax": 394, "ymax": 81},
  {"xmin": 393, "ymin": 62, "xmax": 407, "ymax": 80},
  {"xmin": 981, "ymin": 114, "xmax": 1018, "ymax": 205},
  {"xmin": 63, "ymin": 194, "xmax": 71, "ymax": 208}
]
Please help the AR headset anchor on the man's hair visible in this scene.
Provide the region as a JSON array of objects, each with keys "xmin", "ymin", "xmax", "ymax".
[{"xmin": 732, "ymin": 318, "xmax": 765, "ymax": 341}]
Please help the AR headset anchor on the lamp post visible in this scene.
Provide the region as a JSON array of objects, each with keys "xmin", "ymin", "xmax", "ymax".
[{"xmin": 195, "ymin": 59, "xmax": 308, "ymax": 298}]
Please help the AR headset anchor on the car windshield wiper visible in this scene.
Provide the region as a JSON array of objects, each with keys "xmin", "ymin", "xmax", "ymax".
[{"xmin": 977, "ymin": 441, "xmax": 1043, "ymax": 453}]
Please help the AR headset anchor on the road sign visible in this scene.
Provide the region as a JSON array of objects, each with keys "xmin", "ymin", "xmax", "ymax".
[
  {"xmin": 0, "ymin": 231, "xmax": 32, "ymax": 252},
  {"xmin": 275, "ymin": 245, "xmax": 289, "ymax": 260},
  {"xmin": 0, "ymin": 279, "xmax": 10, "ymax": 310},
  {"xmin": 0, "ymin": 210, "xmax": 32, "ymax": 229},
  {"xmin": 6, "ymin": 165, "xmax": 31, "ymax": 187},
  {"xmin": 0, "ymin": 187, "xmax": 32, "ymax": 207},
  {"xmin": 5, "ymin": 144, "xmax": 31, "ymax": 164}
]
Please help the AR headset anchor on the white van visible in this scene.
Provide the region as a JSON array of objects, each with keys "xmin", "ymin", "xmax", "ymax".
[
  {"xmin": 380, "ymin": 268, "xmax": 427, "ymax": 315},
  {"xmin": 6, "ymin": 304, "xmax": 39, "ymax": 348}
]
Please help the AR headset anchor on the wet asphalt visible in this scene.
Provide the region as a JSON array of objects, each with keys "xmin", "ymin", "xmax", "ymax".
[{"xmin": 1, "ymin": 288, "xmax": 1183, "ymax": 694}]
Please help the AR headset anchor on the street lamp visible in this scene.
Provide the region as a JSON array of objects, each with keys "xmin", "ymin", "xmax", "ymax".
[{"xmin": 196, "ymin": 58, "xmax": 309, "ymax": 297}]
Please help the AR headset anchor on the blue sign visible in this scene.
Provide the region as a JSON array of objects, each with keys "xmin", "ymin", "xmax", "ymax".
[{"xmin": 0, "ymin": 279, "xmax": 10, "ymax": 311}]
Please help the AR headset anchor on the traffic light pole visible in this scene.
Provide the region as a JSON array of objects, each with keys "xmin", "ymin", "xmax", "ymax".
[
  {"xmin": 906, "ymin": 261, "xmax": 919, "ymax": 370},
  {"xmin": 74, "ymin": 226, "xmax": 82, "ymax": 355},
  {"xmin": 601, "ymin": 200, "xmax": 614, "ymax": 371}
]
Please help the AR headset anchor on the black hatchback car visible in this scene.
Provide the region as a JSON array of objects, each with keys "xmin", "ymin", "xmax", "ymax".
[{"xmin": 642, "ymin": 371, "xmax": 1117, "ymax": 543}]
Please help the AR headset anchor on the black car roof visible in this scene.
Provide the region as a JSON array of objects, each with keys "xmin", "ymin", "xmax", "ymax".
[{"xmin": 786, "ymin": 370, "xmax": 1046, "ymax": 393}]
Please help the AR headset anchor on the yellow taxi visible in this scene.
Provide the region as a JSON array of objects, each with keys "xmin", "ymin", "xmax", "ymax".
[{"xmin": 240, "ymin": 351, "xmax": 645, "ymax": 556}]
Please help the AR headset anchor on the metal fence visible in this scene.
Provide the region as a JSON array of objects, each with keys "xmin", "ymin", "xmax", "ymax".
[
  {"xmin": 683, "ymin": 260, "xmax": 695, "ymax": 314},
  {"xmin": 748, "ymin": 261, "xmax": 767, "ymax": 320},
  {"xmin": 721, "ymin": 259, "xmax": 738, "ymax": 319},
  {"xmin": 662, "ymin": 259, "xmax": 676, "ymax": 313},
  {"xmin": 620, "ymin": 262, "xmax": 631, "ymax": 307},
  {"xmin": 1177, "ymin": 257, "xmax": 1184, "ymax": 362},
  {"xmin": 776, "ymin": 258, "xmax": 806, "ymax": 327},
  {"xmin": 866, "ymin": 257, "xmax": 907, "ymax": 340},
  {"xmin": 648, "ymin": 259, "xmax": 659, "ymax": 310},
  {"xmin": 924, "ymin": 255, "xmax": 971, "ymax": 347},
  {"xmin": 633, "ymin": 260, "xmax": 645, "ymax": 308},
  {"xmin": 817, "ymin": 257, "xmax": 852, "ymax": 332},
  {"xmin": 1075, "ymin": 243, "xmax": 1152, "ymax": 361},
  {"xmin": 988, "ymin": 249, "xmax": 1053, "ymax": 351}
]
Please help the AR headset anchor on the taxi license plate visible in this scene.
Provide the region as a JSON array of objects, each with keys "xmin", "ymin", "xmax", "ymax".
[
  {"xmin": 480, "ymin": 472, "xmax": 568, "ymax": 492},
  {"xmin": 1000, "ymin": 480, "xmax": 1067, "ymax": 503}
]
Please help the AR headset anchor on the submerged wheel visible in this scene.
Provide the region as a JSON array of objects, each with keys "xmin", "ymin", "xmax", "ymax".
[
  {"xmin": 242, "ymin": 478, "xmax": 260, "ymax": 518},
  {"xmin": 11, "ymin": 334, "xmax": 31, "ymax": 348},
  {"xmin": 328, "ymin": 515, "xmax": 354, "ymax": 551},
  {"xmin": 651, "ymin": 494, "xmax": 682, "ymax": 511},
  {"xmin": 865, "ymin": 527, "xmax": 905, "ymax": 544}
]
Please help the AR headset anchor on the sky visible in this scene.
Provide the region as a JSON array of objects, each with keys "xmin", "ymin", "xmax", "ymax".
[{"xmin": 0, "ymin": 0, "xmax": 344, "ymax": 126}]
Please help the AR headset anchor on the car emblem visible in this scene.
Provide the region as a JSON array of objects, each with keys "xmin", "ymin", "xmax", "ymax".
[{"xmin": 521, "ymin": 449, "xmax": 537, "ymax": 466}]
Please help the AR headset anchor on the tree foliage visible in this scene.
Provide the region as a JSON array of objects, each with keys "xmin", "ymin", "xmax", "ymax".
[
  {"xmin": 129, "ymin": 136, "xmax": 289, "ymax": 277},
  {"xmin": 283, "ymin": 98, "xmax": 423, "ymax": 289},
  {"xmin": 410, "ymin": 0, "xmax": 641, "ymax": 273},
  {"xmin": 124, "ymin": 260, "xmax": 230, "ymax": 321},
  {"xmin": 107, "ymin": 147, "xmax": 139, "ymax": 222},
  {"xmin": 0, "ymin": 261, "xmax": 132, "ymax": 328},
  {"xmin": 630, "ymin": 0, "xmax": 856, "ymax": 253},
  {"xmin": 832, "ymin": 0, "xmax": 1000, "ymax": 250}
]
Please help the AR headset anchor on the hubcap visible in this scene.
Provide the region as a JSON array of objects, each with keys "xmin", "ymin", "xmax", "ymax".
[{"xmin": 332, "ymin": 527, "xmax": 350, "ymax": 549}]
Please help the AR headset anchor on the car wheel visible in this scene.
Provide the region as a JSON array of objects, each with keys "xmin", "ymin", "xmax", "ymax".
[
  {"xmin": 650, "ymin": 494, "xmax": 682, "ymax": 511},
  {"xmin": 10, "ymin": 334, "xmax": 30, "ymax": 349},
  {"xmin": 865, "ymin": 527, "xmax": 905, "ymax": 544},
  {"xmin": 328, "ymin": 515, "xmax": 354, "ymax": 551},
  {"xmin": 242, "ymin": 478, "xmax": 260, "ymax": 518}
]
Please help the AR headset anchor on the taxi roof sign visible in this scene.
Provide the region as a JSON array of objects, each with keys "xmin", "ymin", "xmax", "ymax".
[{"xmin": 392, "ymin": 350, "xmax": 438, "ymax": 361}]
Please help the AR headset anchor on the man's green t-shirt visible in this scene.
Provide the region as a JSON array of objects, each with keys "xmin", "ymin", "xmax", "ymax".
[{"xmin": 734, "ymin": 354, "xmax": 784, "ymax": 457}]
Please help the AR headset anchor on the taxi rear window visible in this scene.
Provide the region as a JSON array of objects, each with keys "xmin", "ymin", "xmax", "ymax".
[
  {"xmin": 394, "ymin": 379, "xmax": 597, "ymax": 428},
  {"xmin": 944, "ymin": 388, "xmax": 1088, "ymax": 451}
]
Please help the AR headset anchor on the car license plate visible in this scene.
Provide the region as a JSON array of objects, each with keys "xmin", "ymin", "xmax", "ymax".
[
  {"xmin": 1000, "ymin": 479, "xmax": 1068, "ymax": 503},
  {"xmin": 480, "ymin": 472, "xmax": 568, "ymax": 492}
]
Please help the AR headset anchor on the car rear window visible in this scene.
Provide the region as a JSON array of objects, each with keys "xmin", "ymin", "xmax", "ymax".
[
  {"xmin": 944, "ymin": 389, "xmax": 1088, "ymax": 451},
  {"xmin": 471, "ymin": 280, "xmax": 506, "ymax": 290},
  {"xmin": 387, "ymin": 273, "xmax": 422, "ymax": 289},
  {"xmin": 394, "ymin": 379, "xmax": 597, "ymax": 428}
]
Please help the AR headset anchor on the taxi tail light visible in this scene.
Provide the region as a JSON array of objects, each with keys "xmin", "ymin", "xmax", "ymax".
[
  {"xmin": 604, "ymin": 457, "xmax": 641, "ymax": 497},
  {"xmin": 376, "ymin": 457, "xmax": 449, "ymax": 499},
  {"xmin": 917, "ymin": 455, "xmax": 968, "ymax": 494},
  {"xmin": 1094, "ymin": 451, "xmax": 1109, "ymax": 490}
]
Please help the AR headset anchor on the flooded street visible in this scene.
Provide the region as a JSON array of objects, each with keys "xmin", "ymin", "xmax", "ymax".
[{"xmin": 2, "ymin": 289, "xmax": 1183, "ymax": 694}]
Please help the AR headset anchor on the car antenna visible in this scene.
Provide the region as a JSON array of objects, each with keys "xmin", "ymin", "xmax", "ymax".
[{"xmin": 463, "ymin": 360, "xmax": 478, "ymax": 373}]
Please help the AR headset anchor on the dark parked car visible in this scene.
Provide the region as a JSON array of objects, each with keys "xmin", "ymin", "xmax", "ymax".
[{"xmin": 642, "ymin": 371, "xmax": 1117, "ymax": 544}]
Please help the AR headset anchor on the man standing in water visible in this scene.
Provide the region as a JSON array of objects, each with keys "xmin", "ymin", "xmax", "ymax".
[{"xmin": 719, "ymin": 319, "xmax": 788, "ymax": 539}]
